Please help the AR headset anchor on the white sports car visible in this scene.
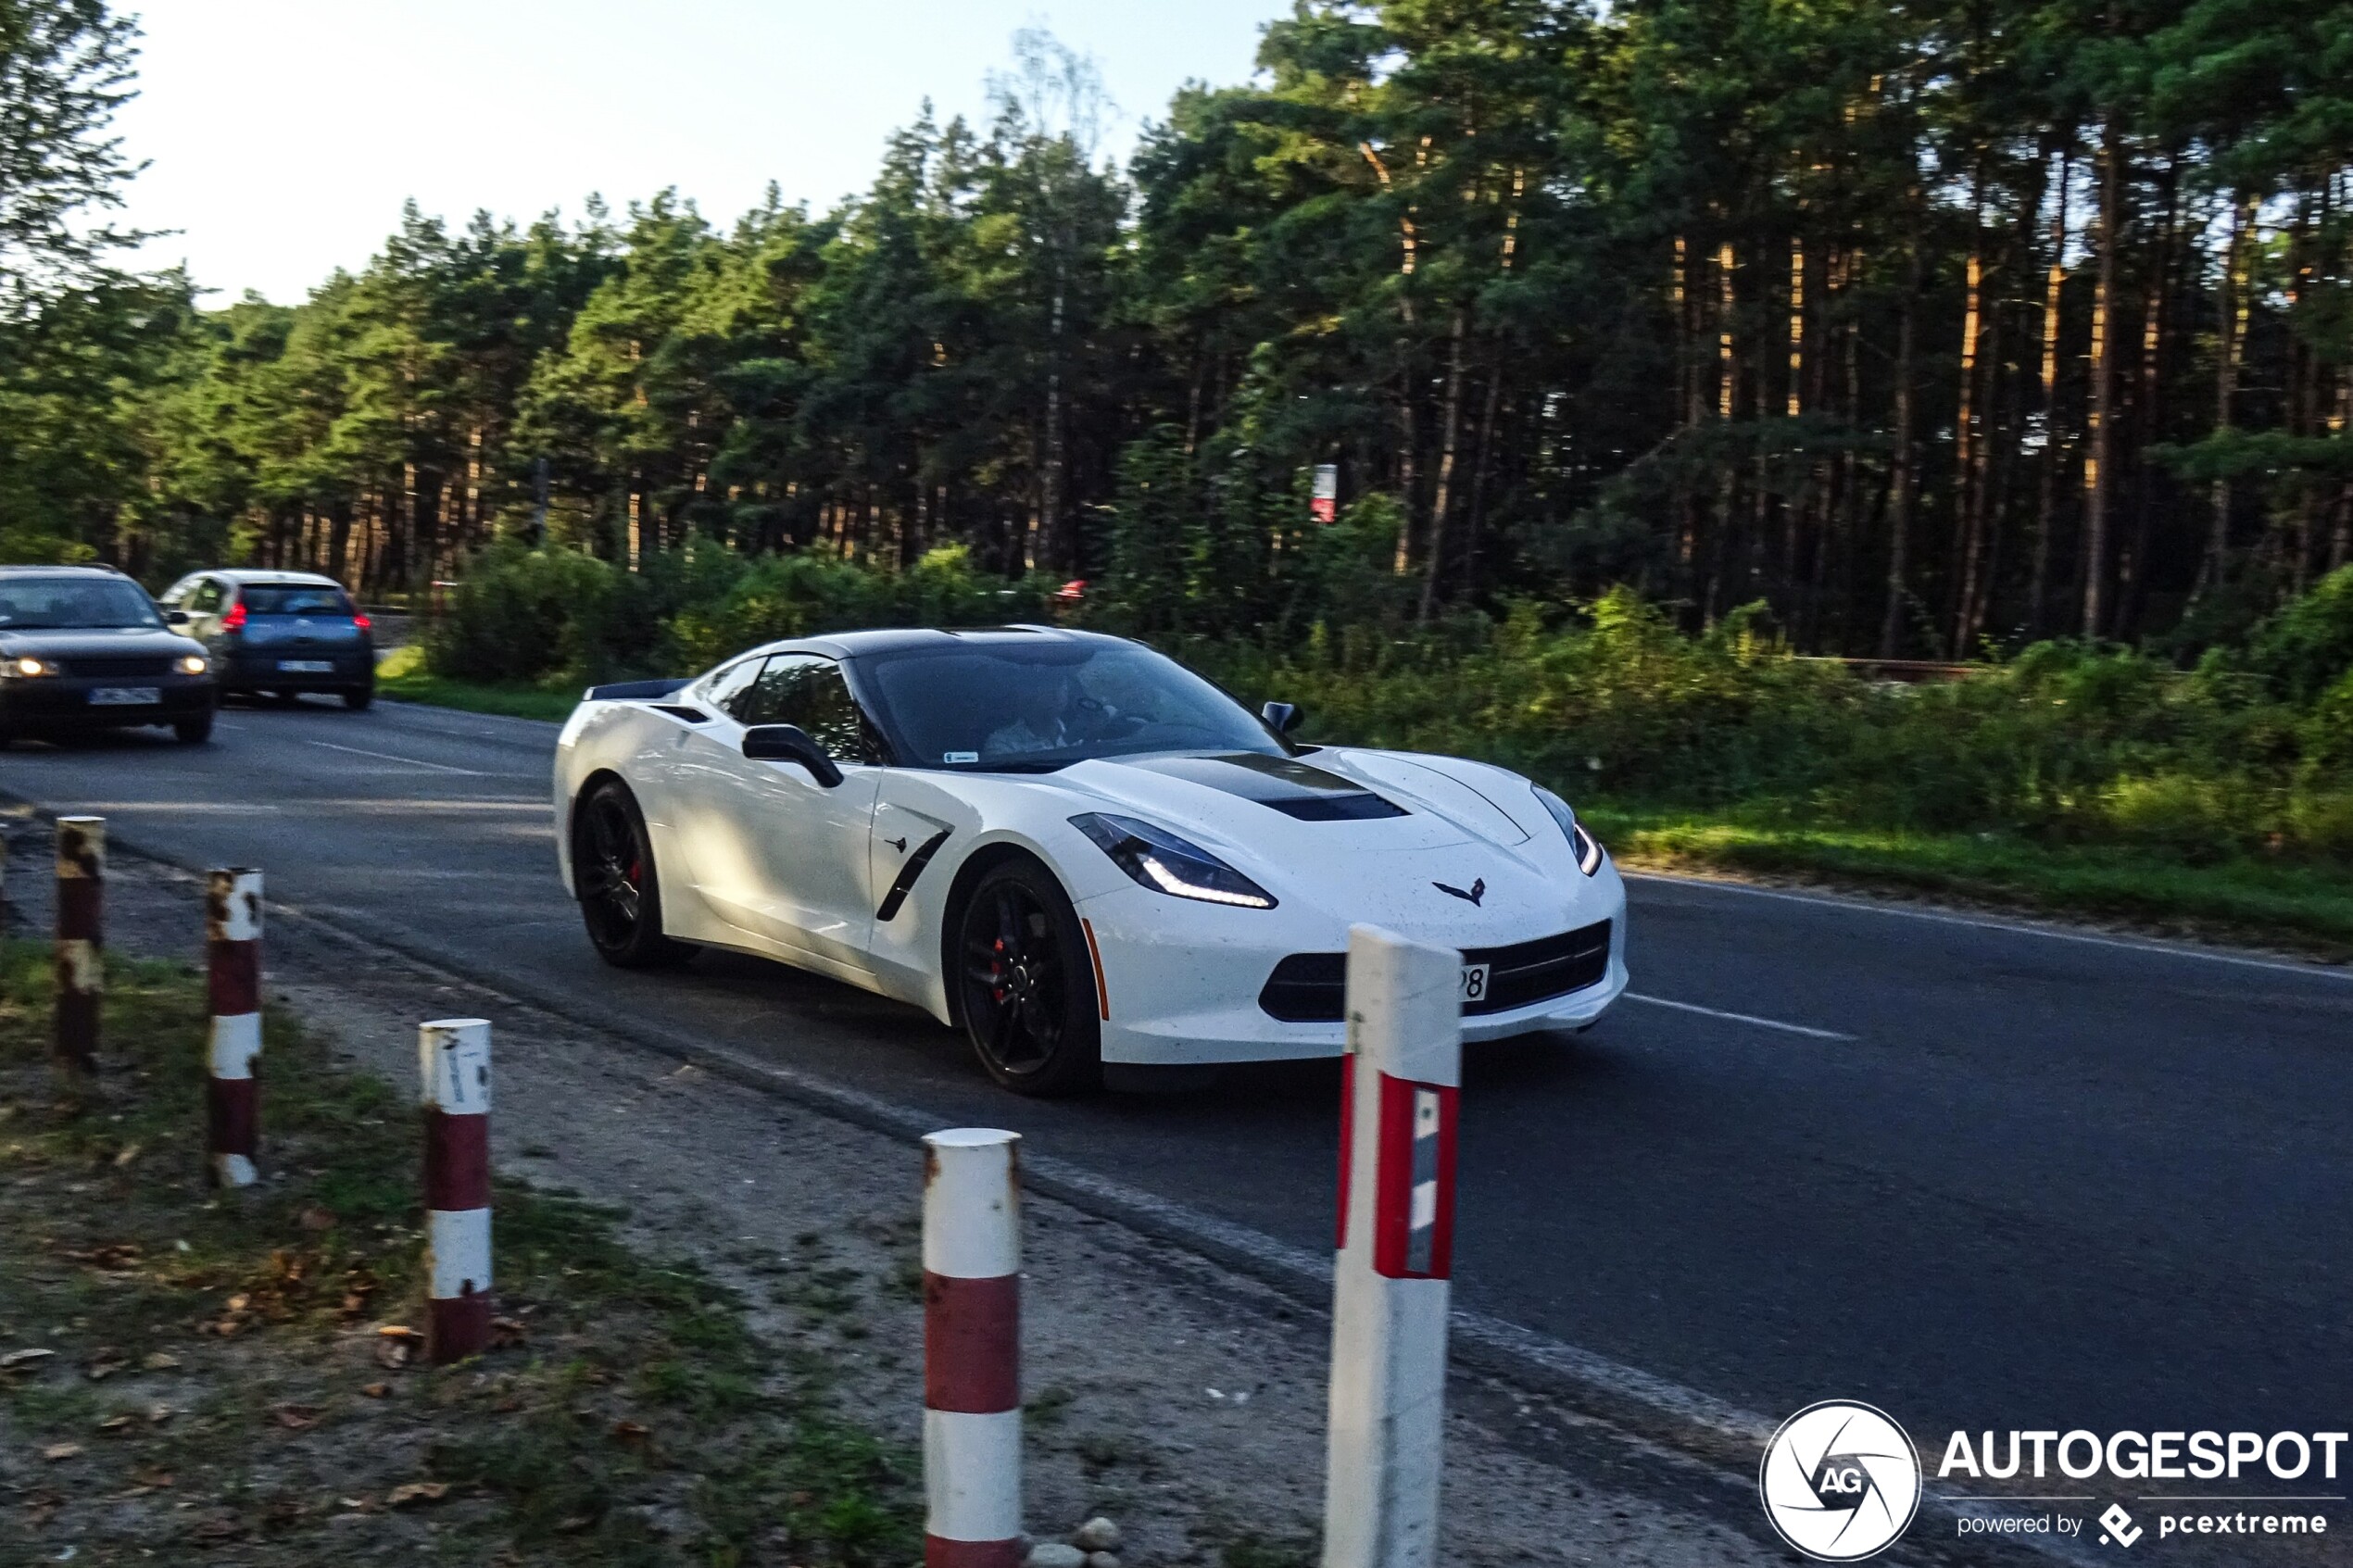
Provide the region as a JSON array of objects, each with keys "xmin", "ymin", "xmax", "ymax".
[{"xmin": 552, "ymin": 627, "xmax": 1628, "ymax": 1095}]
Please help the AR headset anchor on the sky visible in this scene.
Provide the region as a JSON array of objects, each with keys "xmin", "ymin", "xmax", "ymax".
[{"xmin": 107, "ymin": 1, "xmax": 1284, "ymax": 306}]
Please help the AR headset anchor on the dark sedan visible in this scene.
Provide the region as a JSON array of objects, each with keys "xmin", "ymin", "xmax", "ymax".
[
  {"xmin": 158, "ymin": 570, "xmax": 374, "ymax": 709},
  {"xmin": 0, "ymin": 567, "xmax": 217, "ymax": 745}
]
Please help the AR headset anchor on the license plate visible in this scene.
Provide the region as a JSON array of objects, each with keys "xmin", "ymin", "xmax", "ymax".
[
  {"xmin": 278, "ymin": 659, "xmax": 333, "ymax": 673},
  {"xmin": 89, "ymin": 687, "xmax": 159, "ymax": 707},
  {"xmin": 1460, "ymin": 962, "xmax": 1491, "ymax": 1005}
]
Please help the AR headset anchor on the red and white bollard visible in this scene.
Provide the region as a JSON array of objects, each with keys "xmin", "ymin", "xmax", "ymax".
[
  {"xmin": 205, "ymin": 869, "xmax": 264, "ymax": 1187},
  {"xmin": 922, "ymin": 1127, "xmax": 1023, "ymax": 1568},
  {"xmin": 1324, "ymin": 924, "xmax": 1463, "ymax": 1568},
  {"xmin": 54, "ymin": 816, "xmax": 105, "ymax": 1078},
  {"xmin": 419, "ymin": 1018, "xmax": 493, "ymax": 1364}
]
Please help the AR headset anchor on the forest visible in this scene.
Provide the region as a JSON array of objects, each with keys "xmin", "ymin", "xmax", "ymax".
[{"xmin": 4, "ymin": 0, "xmax": 2349, "ymax": 659}]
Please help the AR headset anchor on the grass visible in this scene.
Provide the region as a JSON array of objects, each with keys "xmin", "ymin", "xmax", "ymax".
[
  {"xmin": 0, "ymin": 939, "xmax": 920, "ymax": 1565},
  {"xmin": 1586, "ymin": 802, "xmax": 2353, "ymax": 959},
  {"xmin": 375, "ymin": 645, "xmax": 581, "ymax": 723}
]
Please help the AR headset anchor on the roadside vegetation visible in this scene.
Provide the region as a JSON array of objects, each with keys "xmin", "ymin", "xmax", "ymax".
[
  {"xmin": 0, "ymin": 940, "xmax": 920, "ymax": 1564},
  {"xmin": 386, "ymin": 543, "xmax": 2353, "ymax": 955}
]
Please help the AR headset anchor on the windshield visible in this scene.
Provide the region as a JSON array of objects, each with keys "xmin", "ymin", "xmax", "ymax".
[
  {"xmin": 860, "ymin": 639, "xmax": 1282, "ymax": 770},
  {"xmin": 0, "ymin": 578, "xmax": 164, "ymax": 631},
  {"xmin": 241, "ymin": 584, "xmax": 353, "ymax": 615}
]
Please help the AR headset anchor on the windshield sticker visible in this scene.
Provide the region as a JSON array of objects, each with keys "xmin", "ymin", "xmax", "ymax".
[{"xmin": 944, "ymin": 751, "xmax": 978, "ymax": 764}]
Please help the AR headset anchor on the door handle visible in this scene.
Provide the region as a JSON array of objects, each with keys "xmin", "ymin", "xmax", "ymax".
[{"xmin": 886, "ymin": 836, "xmax": 908, "ymax": 853}]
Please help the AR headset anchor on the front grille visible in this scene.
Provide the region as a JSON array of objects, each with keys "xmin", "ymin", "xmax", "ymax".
[
  {"xmin": 1259, "ymin": 919, "xmax": 1613, "ymax": 1023},
  {"xmin": 59, "ymin": 656, "xmax": 171, "ymax": 678}
]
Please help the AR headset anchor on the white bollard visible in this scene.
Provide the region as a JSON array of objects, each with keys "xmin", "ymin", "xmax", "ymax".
[
  {"xmin": 922, "ymin": 1127, "xmax": 1024, "ymax": 1568},
  {"xmin": 420, "ymin": 1018, "xmax": 494, "ymax": 1364},
  {"xmin": 1323, "ymin": 924, "xmax": 1463, "ymax": 1568}
]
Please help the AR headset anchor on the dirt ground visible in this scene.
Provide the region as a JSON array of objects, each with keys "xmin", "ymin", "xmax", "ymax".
[{"xmin": 2, "ymin": 817, "xmax": 1794, "ymax": 1567}]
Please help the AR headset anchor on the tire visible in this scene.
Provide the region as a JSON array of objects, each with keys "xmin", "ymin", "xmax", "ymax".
[
  {"xmin": 173, "ymin": 712, "xmax": 214, "ymax": 745},
  {"xmin": 270, "ymin": 689, "xmax": 300, "ymax": 707},
  {"xmin": 572, "ymin": 780, "xmax": 695, "ymax": 969},
  {"xmin": 953, "ymin": 857, "xmax": 1101, "ymax": 1097},
  {"xmin": 343, "ymin": 685, "xmax": 374, "ymax": 711}
]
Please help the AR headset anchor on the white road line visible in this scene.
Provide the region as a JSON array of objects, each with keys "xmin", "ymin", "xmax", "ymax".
[
  {"xmin": 1625, "ymin": 870, "xmax": 2353, "ymax": 983},
  {"xmin": 1621, "ymin": 991, "xmax": 1856, "ymax": 1040},
  {"xmin": 303, "ymin": 739, "xmax": 485, "ymax": 776}
]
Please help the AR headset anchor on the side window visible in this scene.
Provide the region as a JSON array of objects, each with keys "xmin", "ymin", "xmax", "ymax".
[
  {"xmin": 186, "ymin": 579, "xmax": 225, "ymax": 614},
  {"xmin": 744, "ymin": 654, "xmax": 880, "ymax": 763},
  {"xmin": 158, "ymin": 576, "xmax": 195, "ymax": 606},
  {"xmin": 701, "ymin": 657, "xmax": 765, "ymax": 721}
]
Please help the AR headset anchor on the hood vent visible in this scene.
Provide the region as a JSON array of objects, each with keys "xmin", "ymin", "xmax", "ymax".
[{"xmin": 1116, "ymin": 753, "xmax": 1408, "ymax": 821}]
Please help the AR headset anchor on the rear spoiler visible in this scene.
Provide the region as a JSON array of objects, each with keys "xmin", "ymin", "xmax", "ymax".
[{"xmin": 583, "ymin": 677, "xmax": 693, "ymax": 702}]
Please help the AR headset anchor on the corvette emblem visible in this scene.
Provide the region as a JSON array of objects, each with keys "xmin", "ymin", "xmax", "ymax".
[{"xmin": 1433, "ymin": 877, "xmax": 1486, "ymax": 906}]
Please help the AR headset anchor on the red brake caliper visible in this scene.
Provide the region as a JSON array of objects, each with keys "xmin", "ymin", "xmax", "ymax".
[{"xmin": 992, "ymin": 937, "xmax": 1008, "ymax": 1003}]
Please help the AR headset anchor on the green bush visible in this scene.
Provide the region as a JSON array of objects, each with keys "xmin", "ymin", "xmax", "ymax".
[{"xmin": 425, "ymin": 541, "xmax": 1054, "ymax": 687}]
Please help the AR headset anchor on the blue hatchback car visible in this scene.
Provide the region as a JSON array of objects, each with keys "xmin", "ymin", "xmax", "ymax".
[{"xmin": 158, "ymin": 570, "xmax": 376, "ymax": 709}]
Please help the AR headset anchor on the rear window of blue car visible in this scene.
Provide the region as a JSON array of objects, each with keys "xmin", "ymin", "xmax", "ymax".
[{"xmin": 239, "ymin": 585, "xmax": 354, "ymax": 615}]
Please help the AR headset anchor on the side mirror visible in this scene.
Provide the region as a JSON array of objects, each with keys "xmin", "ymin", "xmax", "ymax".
[
  {"xmin": 1262, "ymin": 701, "xmax": 1302, "ymax": 734},
  {"xmin": 165, "ymin": 608, "xmax": 191, "ymax": 627},
  {"xmin": 742, "ymin": 723, "xmax": 844, "ymax": 788}
]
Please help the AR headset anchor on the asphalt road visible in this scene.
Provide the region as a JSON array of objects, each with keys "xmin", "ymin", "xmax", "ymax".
[{"xmin": 5, "ymin": 698, "xmax": 2349, "ymax": 1473}]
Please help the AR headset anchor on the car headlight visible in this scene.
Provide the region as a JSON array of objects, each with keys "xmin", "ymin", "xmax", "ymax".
[
  {"xmin": 4, "ymin": 657, "xmax": 59, "ymax": 678},
  {"xmin": 1071, "ymin": 813, "xmax": 1278, "ymax": 909},
  {"xmin": 175, "ymin": 655, "xmax": 209, "ymax": 675},
  {"xmin": 1533, "ymin": 785, "xmax": 1605, "ymax": 876}
]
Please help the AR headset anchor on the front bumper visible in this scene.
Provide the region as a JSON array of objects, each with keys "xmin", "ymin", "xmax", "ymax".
[
  {"xmin": 0, "ymin": 675, "xmax": 217, "ymax": 730},
  {"xmin": 1076, "ymin": 862, "xmax": 1630, "ymax": 1066}
]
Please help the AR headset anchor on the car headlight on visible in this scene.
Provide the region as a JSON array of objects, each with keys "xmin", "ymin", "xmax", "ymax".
[
  {"xmin": 175, "ymin": 655, "xmax": 209, "ymax": 675},
  {"xmin": 1533, "ymin": 785, "xmax": 1605, "ymax": 876},
  {"xmin": 1071, "ymin": 813, "xmax": 1278, "ymax": 909},
  {"xmin": 4, "ymin": 656, "xmax": 59, "ymax": 678}
]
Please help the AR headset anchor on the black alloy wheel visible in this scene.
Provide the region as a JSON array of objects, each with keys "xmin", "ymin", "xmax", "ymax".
[
  {"xmin": 956, "ymin": 858, "xmax": 1101, "ymax": 1097},
  {"xmin": 173, "ymin": 713, "xmax": 213, "ymax": 745},
  {"xmin": 573, "ymin": 782, "xmax": 694, "ymax": 969},
  {"xmin": 343, "ymin": 685, "xmax": 373, "ymax": 711}
]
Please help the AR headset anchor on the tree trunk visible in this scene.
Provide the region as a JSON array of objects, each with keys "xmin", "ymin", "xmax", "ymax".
[
  {"xmin": 2196, "ymin": 192, "xmax": 2254, "ymax": 603},
  {"xmin": 1420, "ymin": 308, "xmax": 1470, "ymax": 620},
  {"xmin": 1950, "ymin": 175, "xmax": 1987, "ymax": 656},
  {"xmin": 2030, "ymin": 144, "xmax": 2073, "ymax": 641},
  {"xmin": 1878, "ymin": 234, "xmax": 1920, "ymax": 658},
  {"xmin": 2080, "ymin": 117, "xmax": 2123, "ymax": 638}
]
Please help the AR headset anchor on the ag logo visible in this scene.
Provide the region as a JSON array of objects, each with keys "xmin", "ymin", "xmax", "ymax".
[{"xmin": 1759, "ymin": 1400, "xmax": 1922, "ymax": 1561}]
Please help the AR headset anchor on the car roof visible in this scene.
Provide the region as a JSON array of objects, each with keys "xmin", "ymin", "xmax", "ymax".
[
  {"xmin": 0, "ymin": 565, "xmax": 131, "ymax": 580},
  {"xmin": 790, "ymin": 625, "xmax": 1121, "ymax": 659},
  {"xmin": 207, "ymin": 571, "xmax": 347, "ymax": 588}
]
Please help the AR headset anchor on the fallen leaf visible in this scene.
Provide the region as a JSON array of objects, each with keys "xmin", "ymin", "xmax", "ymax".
[
  {"xmin": 97, "ymin": 1413, "xmax": 137, "ymax": 1433},
  {"xmin": 224, "ymin": 1294, "xmax": 249, "ymax": 1312},
  {"xmin": 43, "ymin": 1442, "xmax": 83, "ymax": 1461},
  {"xmin": 145, "ymin": 1404, "xmax": 173, "ymax": 1424},
  {"xmin": 0, "ymin": 1348, "xmax": 57, "ymax": 1368},
  {"xmin": 360, "ymin": 1382, "xmax": 390, "ymax": 1399},
  {"xmin": 386, "ymin": 1481, "xmax": 449, "ymax": 1508},
  {"xmin": 140, "ymin": 1351, "xmax": 182, "ymax": 1371},
  {"xmin": 610, "ymin": 1419, "xmax": 649, "ymax": 1445},
  {"xmin": 272, "ymin": 1403, "xmax": 321, "ymax": 1430},
  {"xmin": 489, "ymin": 1315, "xmax": 527, "ymax": 1348},
  {"xmin": 112, "ymin": 1143, "xmax": 141, "ymax": 1168},
  {"xmin": 338, "ymin": 1496, "xmax": 374, "ymax": 1512},
  {"xmin": 131, "ymin": 1468, "xmax": 174, "ymax": 1488}
]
